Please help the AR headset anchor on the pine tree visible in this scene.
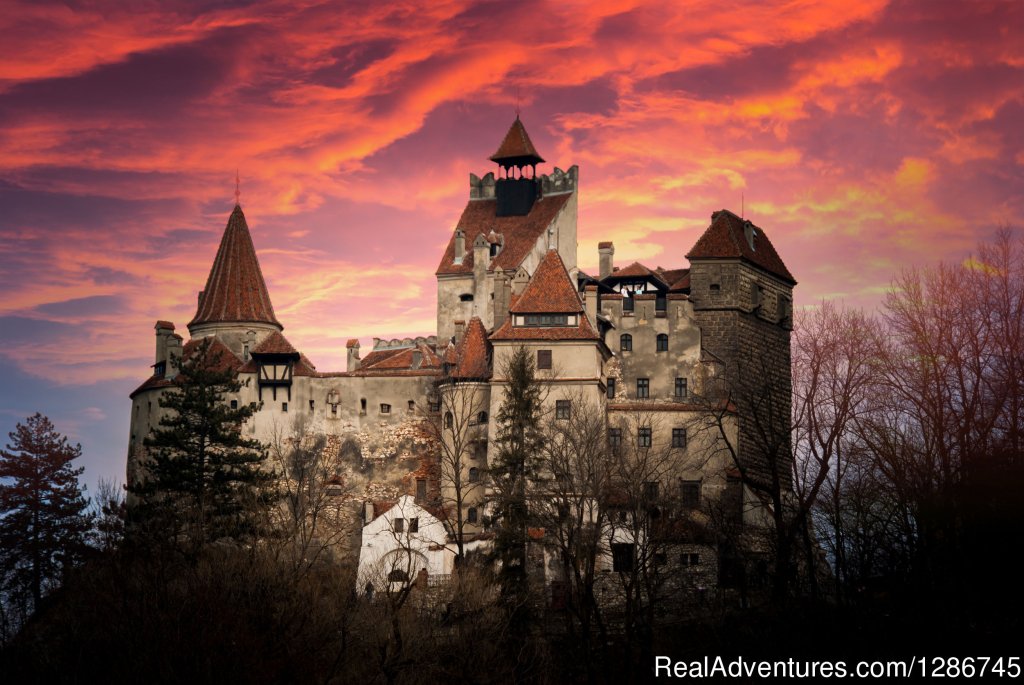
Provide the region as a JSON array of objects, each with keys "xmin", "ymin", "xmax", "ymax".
[
  {"xmin": 489, "ymin": 345, "xmax": 545, "ymax": 663},
  {"xmin": 0, "ymin": 413, "xmax": 92, "ymax": 609},
  {"xmin": 130, "ymin": 337, "xmax": 277, "ymax": 547}
]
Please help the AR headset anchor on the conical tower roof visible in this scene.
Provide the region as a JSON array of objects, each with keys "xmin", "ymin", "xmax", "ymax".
[
  {"xmin": 188, "ymin": 205, "xmax": 282, "ymax": 330},
  {"xmin": 490, "ymin": 116, "xmax": 545, "ymax": 168}
]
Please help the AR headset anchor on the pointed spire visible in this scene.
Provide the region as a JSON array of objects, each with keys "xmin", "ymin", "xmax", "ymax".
[
  {"xmin": 188, "ymin": 205, "xmax": 282, "ymax": 331},
  {"xmin": 490, "ymin": 116, "xmax": 545, "ymax": 169}
]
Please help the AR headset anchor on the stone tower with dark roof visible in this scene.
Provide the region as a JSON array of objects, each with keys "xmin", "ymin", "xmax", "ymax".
[{"xmin": 686, "ymin": 209, "xmax": 796, "ymax": 487}]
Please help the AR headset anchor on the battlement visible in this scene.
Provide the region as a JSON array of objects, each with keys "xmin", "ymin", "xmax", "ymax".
[
  {"xmin": 371, "ymin": 335, "xmax": 438, "ymax": 351},
  {"xmin": 469, "ymin": 165, "xmax": 577, "ymax": 200}
]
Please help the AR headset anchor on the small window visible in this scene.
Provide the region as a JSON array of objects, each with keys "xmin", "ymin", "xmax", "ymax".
[
  {"xmin": 612, "ymin": 543, "xmax": 635, "ymax": 572},
  {"xmin": 416, "ymin": 478, "xmax": 427, "ymax": 501},
  {"xmin": 469, "ymin": 467, "xmax": 480, "ymax": 483},
  {"xmin": 429, "ymin": 399, "xmax": 441, "ymax": 413},
  {"xmin": 656, "ymin": 334, "xmax": 668, "ymax": 351},
  {"xmin": 623, "ymin": 297, "xmax": 634, "ymax": 312},
  {"xmin": 331, "ymin": 404, "xmax": 338, "ymax": 416},
  {"xmin": 524, "ymin": 314, "xmax": 569, "ymax": 326},
  {"xmin": 445, "ymin": 411, "xmax": 454, "ymax": 429},
  {"xmin": 537, "ymin": 350, "xmax": 552, "ymax": 370},
  {"xmin": 410, "ymin": 518, "xmax": 419, "ymax": 533},
  {"xmin": 309, "ymin": 399, "xmax": 315, "ymax": 411},
  {"xmin": 607, "ymin": 378, "xmax": 616, "ymax": 399},
  {"xmin": 394, "ymin": 518, "xmax": 405, "ymax": 533},
  {"xmin": 473, "ymin": 441, "xmax": 487, "ymax": 460},
  {"xmin": 282, "ymin": 402, "xmax": 288, "ymax": 412},
  {"xmin": 675, "ymin": 377, "xmax": 688, "ymax": 398},
  {"xmin": 408, "ymin": 400, "xmax": 415, "ymax": 411},
  {"xmin": 230, "ymin": 400, "xmax": 238, "ymax": 409},
  {"xmin": 360, "ymin": 398, "xmax": 367, "ymax": 413},
  {"xmin": 638, "ymin": 427, "xmax": 652, "ymax": 447},
  {"xmin": 556, "ymin": 400, "xmax": 570, "ymax": 420},
  {"xmin": 459, "ymin": 293, "xmax": 474, "ymax": 302},
  {"xmin": 681, "ymin": 480, "xmax": 701, "ymax": 508},
  {"xmin": 467, "ymin": 507, "xmax": 478, "ymax": 524},
  {"xmin": 380, "ymin": 403, "xmax": 391, "ymax": 414},
  {"xmin": 681, "ymin": 552, "xmax": 700, "ymax": 567},
  {"xmin": 608, "ymin": 428, "xmax": 622, "ymax": 448},
  {"xmin": 636, "ymin": 378, "xmax": 649, "ymax": 399},
  {"xmin": 620, "ymin": 334, "xmax": 632, "ymax": 351},
  {"xmin": 477, "ymin": 411, "xmax": 488, "ymax": 424},
  {"xmin": 710, "ymin": 283, "xmax": 721, "ymax": 293},
  {"xmin": 672, "ymin": 428, "xmax": 687, "ymax": 448},
  {"xmin": 655, "ymin": 552, "xmax": 668, "ymax": 566}
]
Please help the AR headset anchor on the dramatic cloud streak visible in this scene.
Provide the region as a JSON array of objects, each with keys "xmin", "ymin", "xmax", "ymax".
[{"xmin": 0, "ymin": 0, "xmax": 1021, "ymax": 484}]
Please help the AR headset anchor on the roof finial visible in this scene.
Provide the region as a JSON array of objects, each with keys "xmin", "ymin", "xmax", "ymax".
[
  {"xmin": 234, "ymin": 169, "xmax": 241, "ymax": 207},
  {"xmin": 515, "ymin": 86, "xmax": 520, "ymax": 119}
]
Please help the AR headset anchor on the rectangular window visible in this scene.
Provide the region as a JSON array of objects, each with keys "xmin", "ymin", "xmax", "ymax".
[
  {"xmin": 467, "ymin": 507, "xmax": 478, "ymax": 524},
  {"xmin": 681, "ymin": 552, "xmax": 700, "ymax": 567},
  {"xmin": 537, "ymin": 350, "xmax": 552, "ymax": 370},
  {"xmin": 672, "ymin": 428, "xmax": 687, "ymax": 448},
  {"xmin": 394, "ymin": 518, "xmax": 405, "ymax": 533},
  {"xmin": 408, "ymin": 400, "xmax": 415, "ymax": 411},
  {"xmin": 416, "ymin": 478, "xmax": 427, "ymax": 501},
  {"xmin": 656, "ymin": 334, "xmax": 668, "ymax": 351},
  {"xmin": 612, "ymin": 543, "xmax": 635, "ymax": 572},
  {"xmin": 674, "ymin": 377, "xmax": 688, "ymax": 398},
  {"xmin": 623, "ymin": 297, "xmax": 634, "ymax": 312},
  {"xmin": 556, "ymin": 399, "xmax": 570, "ymax": 419},
  {"xmin": 230, "ymin": 400, "xmax": 238, "ymax": 409},
  {"xmin": 681, "ymin": 480, "xmax": 701, "ymax": 508},
  {"xmin": 644, "ymin": 481, "xmax": 659, "ymax": 501},
  {"xmin": 638, "ymin": 427, "xmax": 652, "ymax": 447},
  {"xmin": 410, "ymin": 518, "xmax": 419, "ymax": 533},
  {"xmin": 309, "ymin": 399, "xmax": 315, "ymax": 411},
  {"xmin": 380, "ymin": 403, "xmax": 391, "ymax": 414},
  {"xmin": 608, "ymin": 428, "xmax": 622, "ymax": 448},
  {"xmin": 428, "ymin": 399, "xmax": 441, "ymax": 413},
  {"xmin": 637, "ymin": 378, "xmax": 649, "ymax": 399},
  {"xmin": 607, "ymin": 378, "xmax": 616, "ymax": 399},
  {"xmin": 331, "ymin": 404, "xmax": 338, "ymax": 415},
  {"xmin": 282, "ymin": 402, "xmax": 288, "ymax": 412},
  {"xmin": 524, "ymin": 314, "xmax": 569, "ymax": 326}
]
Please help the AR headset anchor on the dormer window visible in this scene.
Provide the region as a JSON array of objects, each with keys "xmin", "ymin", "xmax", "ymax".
[{"xmin": 522, "ymin": 314, "xmax": 569, "ymax": 326}]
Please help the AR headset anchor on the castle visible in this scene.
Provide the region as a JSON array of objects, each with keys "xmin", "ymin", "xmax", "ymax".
[{"xmin": 128, "ymin": 116, "xmax": 796, "ymax": 595}]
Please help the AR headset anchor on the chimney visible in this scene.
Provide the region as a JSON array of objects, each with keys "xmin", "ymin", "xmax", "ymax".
[
  {"xmin": 453, "ymin": 230, "xmax": 466, "ymax": 265},
  {"xmin": 154, "ymin": 321, "xmax": 175, "ymax": 365},
  {"xmin": 598, "ymin": 242, "xmax": 614, "ymax": 279},
  {"xmin": 584, "ymin": 285, "xmax": 598, "ymax": 329},
  {"xmin": 453, "ymin": 320, "xmax": 466, "ymax": 344},
  {"xmin": 244, "ymin": 329, "xmax": 255, "ymax": 361},
  {"xmin": 493, "ymin": 271, "xmax": 511, "ymax": 329},
  {"xmin": 165, "ymin": 334, "xmax": 183, "ymax": 379},
  {"xmin": 346, "ymin": 339, "xmax": 361, "ymax": 372}
]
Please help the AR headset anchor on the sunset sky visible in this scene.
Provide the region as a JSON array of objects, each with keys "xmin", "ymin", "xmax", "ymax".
[{"xmin": 1, "ymin": 0, "xmax": 1021, "ymax": 488}]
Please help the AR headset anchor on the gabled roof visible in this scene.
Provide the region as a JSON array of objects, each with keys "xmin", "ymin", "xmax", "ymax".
[
  {"xmin": 129, "ymin": 336, "xmax": 241, "ymax": 398},
  {"xmin": 189, "ymin": 205, "xmax": 282, "ymax": 329},
  {"xmin": 489, "ymin": 316, "xmax": 600, "ymax": 341},
  {"xmin": 686, "ymin": 209, "xmax": 795, "ymax": 285},
  {"xmin": 451, "ymin": 317, "xmax": 490, "ymax": 379},
  {"xmin": 435, "ymin": 193, "xmax": 571, "ymax": 276},
  {"xmin": 490, "ymin": 116, "xmax": 545, "ymax": 166},
  {"xmin": 357, "ymin": 342, "xmax": 441, "ymax": 373},
  {"xmin": 251, "ymin": 331, "xmax": 299, "ymax": 356},
  {"xmin": 509, "ymin": 250, "xmax": 584, "ymax": 314},
  {"xmin": 604, "ymin": 261, "xmax": 670, "ymax": 288}
]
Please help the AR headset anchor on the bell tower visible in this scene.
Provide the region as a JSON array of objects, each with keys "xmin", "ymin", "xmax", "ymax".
[{"xmin": 490, "ymin": 116, "xmax": 544, "ymax": 217}]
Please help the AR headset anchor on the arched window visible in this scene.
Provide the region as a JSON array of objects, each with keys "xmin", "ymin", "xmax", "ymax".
[
  {"xmin": 467, "ymin": 507, "xmax": 478, "ymax": 524},
  {"xmin": 445, "ymin": 411, "xmax": 454, "ymax": 429},
  {"xmin": 656, "ymin": 334, "xmax": 668, "ymax": 352},
  {"xmin": 620, "ymin": 334, "xmax": 632, "ymax": 351},
  {"xmin": 469, "ymin": 467, "xmax": 480, "ymax": 482},
  {"xmin": 477, "ymin": 411, "xmax": 488, "ymax": 424}
]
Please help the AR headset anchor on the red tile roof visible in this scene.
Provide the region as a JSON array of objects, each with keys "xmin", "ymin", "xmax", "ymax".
[
  {"xmin": 686, "ymin": 210, "xmax": 796, "ymax": 284},
  {"xmin": 129, "ymin": 336, "xmax": 242, "ymax": 398},
  {"xmin": 358, "ymin": 343, "xmax": 442, "ymax": 372},
  {"xmin": 489, "ymin": 116, "xmax": 545, "ymax": 166},
  {"xmin": 490, "ymin": 316, "xmax": 600, "ymax": 341},
  {"xmin": 452, "ymin": 317, "xmax": 491, "ymax": 379},
  {"xmin": 189, "ymin": 205, "xmax": 282, "ymax": 329},
  {"xmin": 251, "ymin": 331, "xmax": 299, "ymax": 356},
  {"xmin": 435, "ymin": 193, "xmax": 571, "ymax": 275},
  {"xmin": 155, "ymin": 320, "xmax": 175, "ymax": 330},
  {"xmin": 509, "ymin": 250, "xmax": 584, "ymax": 314}
]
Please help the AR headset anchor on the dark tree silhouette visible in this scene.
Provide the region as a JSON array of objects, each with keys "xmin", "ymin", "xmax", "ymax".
[
  {"xmin": 0, "ymin": 413, "xmax": 92, "ymax": 611},
  {"xmin": 129, "ymin": 337, "xmax": 277, "ymax": 547}
]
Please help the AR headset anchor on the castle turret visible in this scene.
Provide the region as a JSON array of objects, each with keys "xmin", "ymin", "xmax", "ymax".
[
  {"xmin": 490, "ymin": 116, "xmax": 544, "ymax": 217},
  {"xmin": 188, "ymin": 204, "xmax": 282, "ymax": 356}
]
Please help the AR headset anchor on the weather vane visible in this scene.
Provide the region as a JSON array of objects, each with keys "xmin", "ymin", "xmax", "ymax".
[
  {"xmin": 235, "ymin": 169, "xmax": 241, "ymax": 206},
  {"xmin": 515, "ymin": 87, "xmax": 521, "ymax": 118}
]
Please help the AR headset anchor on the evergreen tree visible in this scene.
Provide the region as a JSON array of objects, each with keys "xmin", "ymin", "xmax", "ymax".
[
  {"xmin": 130, "ymin": 337, "xmax": 276, "ymax": 547},
  {"xmin": 0, "ymin": 413, "xmax": 92, "ymax": 609},
  {"xmin": 489, "ymin": 345, "xmax": 545, "ymax": 670}
]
